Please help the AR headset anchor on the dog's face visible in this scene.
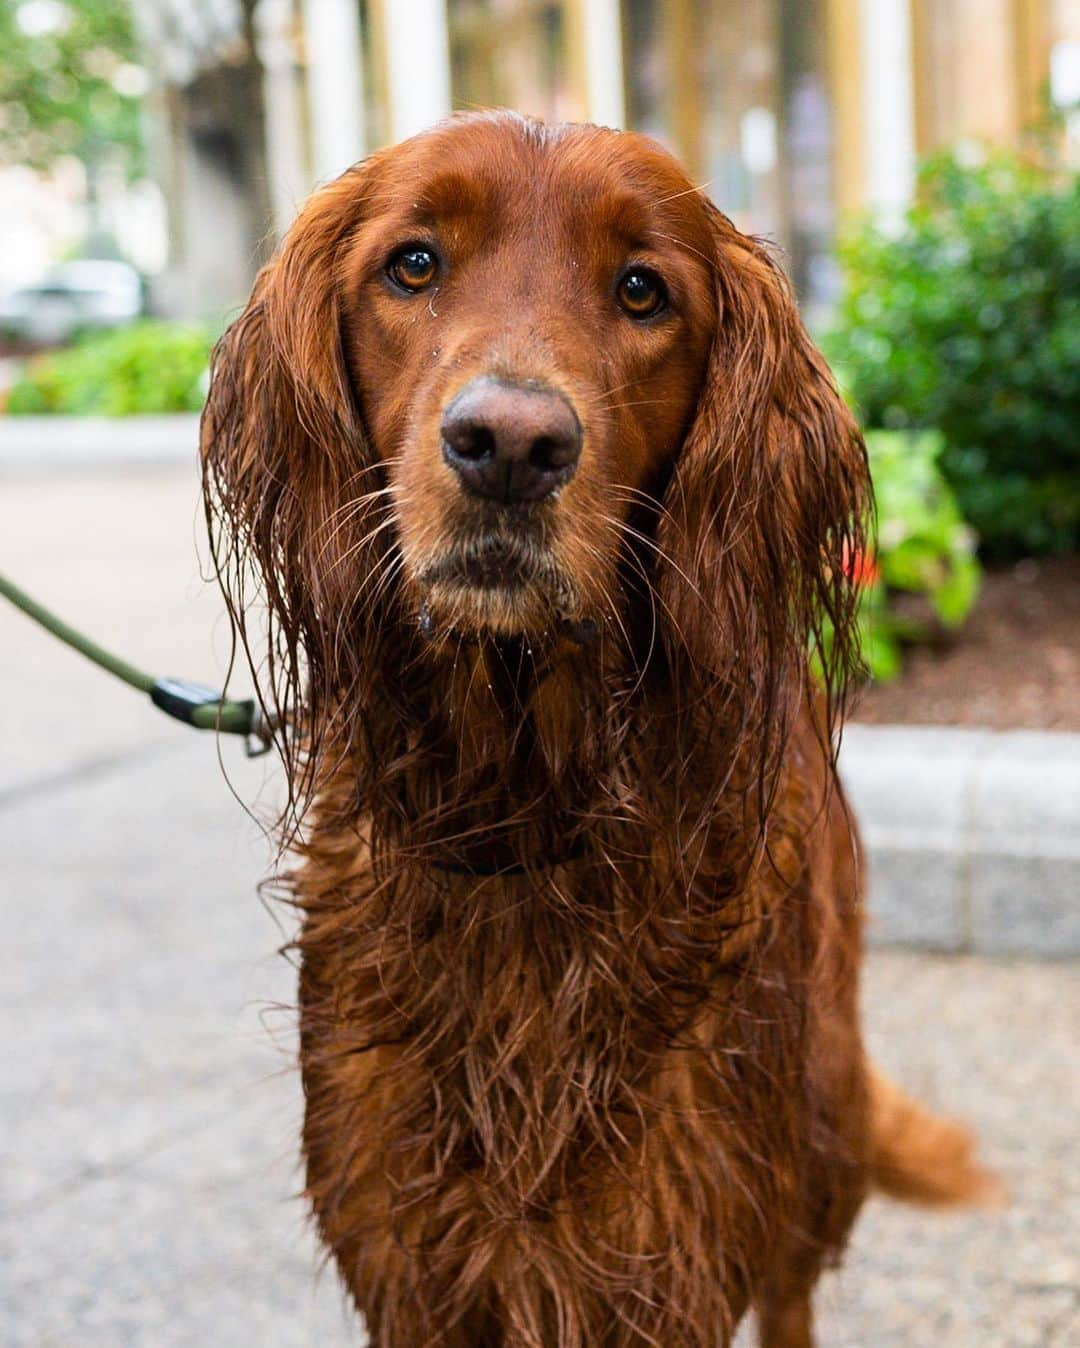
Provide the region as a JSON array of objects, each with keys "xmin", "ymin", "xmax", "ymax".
[
  {"xmin": 338, "ymin": 118, "xmax": 716, "ymax": 637},
  {"xmin": 203, "ymin": 111, "xmax": 868, "ymax": 754}
]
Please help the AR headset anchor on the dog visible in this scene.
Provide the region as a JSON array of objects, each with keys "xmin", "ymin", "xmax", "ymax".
[{"xmin": 201, "ymin": 110, "xmax": 993, "ymax": 1347}]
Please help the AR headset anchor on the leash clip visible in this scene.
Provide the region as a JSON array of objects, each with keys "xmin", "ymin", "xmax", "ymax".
[
  {"xmin": 150, "ymin": 677, "xmax": 223, "ymax": 724},
  {"xmin": 150, "ymin": 677, "xmax": 276, "ymax": 756},
  {"xmin": 244, "ymin": 705, "xmax": 276, "ymax": 758}
]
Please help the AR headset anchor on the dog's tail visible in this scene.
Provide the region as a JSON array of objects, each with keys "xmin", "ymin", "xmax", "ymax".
[{"xmin": 869, "ymin": 1068, "xmax": 1002, "ymax": 1207}]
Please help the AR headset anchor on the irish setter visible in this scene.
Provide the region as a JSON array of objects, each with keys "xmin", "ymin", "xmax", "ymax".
[{"xmin": 202, "ymin": 111, "xmax": 993, "ymax": 1347}]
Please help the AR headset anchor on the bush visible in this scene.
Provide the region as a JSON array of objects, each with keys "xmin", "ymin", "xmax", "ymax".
[
  {"xmin": 826, "ymin": 148, "xmax": 1080, "ymax": 558},
  {"xmin": 848, "ymin": 429, "xmax": 981, "ymax": 682},
  {"xmin": 6, "ymin": 321, "xmax": 212, "ymax": 415}
]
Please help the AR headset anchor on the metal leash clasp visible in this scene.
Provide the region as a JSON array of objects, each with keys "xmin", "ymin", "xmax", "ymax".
[
  {"xmin": 150, "ymin": 678, "xmax": 277, "ymax": 756},
  {"xmin": 244, "ymin": 704, "xmax": 277, "ymax": 758}
]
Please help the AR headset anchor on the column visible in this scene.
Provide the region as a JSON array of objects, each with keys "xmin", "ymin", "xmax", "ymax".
[
  {"xmin": 258, "ymin": 0, "xmax": 309, "ymax": 235},
  {"xmin": 858, "ymin": 0, "xmax": 917, "ymax": 227},
  {"xmin": 580, "ymin": 0, "xmax": 626, "ymax": 129},
  {"xmin": 301, "ymin": 0, "xmax": 367, "ymax": 181},
  {"xmin": 382, "ymin": 0, "xmax": 452, "ymax": 143}
]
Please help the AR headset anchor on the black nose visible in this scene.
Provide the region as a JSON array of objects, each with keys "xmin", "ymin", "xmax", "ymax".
[{"xmin": 441, "ymin": 377, "xmax": 582, "ymax": 504}]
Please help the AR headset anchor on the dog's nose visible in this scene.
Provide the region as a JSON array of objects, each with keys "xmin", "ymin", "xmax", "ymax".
[{"xmin": 441, "ymin": 377, "xmax": 582, "ymax": 504}]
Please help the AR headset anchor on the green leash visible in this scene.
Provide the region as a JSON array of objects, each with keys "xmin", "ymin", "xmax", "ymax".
[{"xmin": 0, "ymin": 570, "xmax": 274, "ymax": 755}]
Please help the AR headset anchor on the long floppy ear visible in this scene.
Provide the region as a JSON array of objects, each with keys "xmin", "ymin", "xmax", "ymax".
[
  {"xmin": 200, "ymin": 160, "xmax": 385, "ymax": 793},
  {"xmin": 656, "ymin": 205, "xmax": 871, "ymax": 765}
]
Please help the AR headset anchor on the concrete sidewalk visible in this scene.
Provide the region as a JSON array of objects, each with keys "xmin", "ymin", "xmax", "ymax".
[{"xmin": 2, "ymin": 457, "xmax": 1077, "ymax": 1344}]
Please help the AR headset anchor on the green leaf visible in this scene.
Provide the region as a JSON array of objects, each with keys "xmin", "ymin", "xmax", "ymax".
[
  {"xmin": 931, "ymin": 554, "xmax": 981, "ymax": 627},
  {"xmin": 859, "ymin": 622, "xmax": 904, "ymax": 683}
]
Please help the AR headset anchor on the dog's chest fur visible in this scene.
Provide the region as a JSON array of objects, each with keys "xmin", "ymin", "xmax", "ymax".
[{"xmin": 292, "ymin": 721, "xmax": 867, "ymax": 1346}]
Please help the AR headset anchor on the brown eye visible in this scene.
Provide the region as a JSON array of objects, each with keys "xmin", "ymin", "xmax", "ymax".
[
  {"xmin": 616, "ymin": 267, "xmax": 667, "ymax": 318},
  {"xmin": 388, "ymin": 245, "xmax": 438, "ymax": 292}
]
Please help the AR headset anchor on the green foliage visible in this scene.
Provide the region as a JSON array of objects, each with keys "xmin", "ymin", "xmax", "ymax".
[
  {"xmin": 854, "ymin": 429, "xmax": 981, "ymax": 681},
  {"xmin": 6, "ymin": 321, "xmax": 212, "ymax": 415},
  {"xmin": 0, "ymin": 0, "xmax": 145, "ymax": 174},
  {"xmin": 827, "ymin": 148, "xmax": 1080, "ymax": 557}
]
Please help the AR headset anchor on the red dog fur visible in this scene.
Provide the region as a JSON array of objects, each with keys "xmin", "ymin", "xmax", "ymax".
[{"xmin": 202, "ymin": 112, "xmax": 992, "ymax": 1347}]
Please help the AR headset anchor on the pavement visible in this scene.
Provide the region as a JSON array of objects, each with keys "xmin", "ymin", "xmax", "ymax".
[{"xmin": 2, "ymin": 456, "xmax": 1078, "ymax": 1345}]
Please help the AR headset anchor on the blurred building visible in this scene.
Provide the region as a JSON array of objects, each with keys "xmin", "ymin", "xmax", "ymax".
[{"xmin": 135, "ymin": 0, "xmax": 1080, "ymax": 320}]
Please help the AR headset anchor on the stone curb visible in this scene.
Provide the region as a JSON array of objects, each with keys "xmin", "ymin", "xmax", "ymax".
[
  {"xmin": 840, "ymin": 725, "xmax": 1080, "ymax": 958},
  {"xmin": 0, "ymin": 413, "xmax": 200, "ymax": 470}
]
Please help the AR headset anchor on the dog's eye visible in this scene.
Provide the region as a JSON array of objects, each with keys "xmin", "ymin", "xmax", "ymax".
[
  {"xmin": 616, "ymin": 268, "xmax": 667, "ymax": 319},
  {"xmin": 388, "ymin": 245, "xmax": 438, "ymax": 292}
]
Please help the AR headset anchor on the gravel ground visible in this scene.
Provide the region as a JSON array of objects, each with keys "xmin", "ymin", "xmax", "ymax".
[
  {"xmin": 2, "ymin": 463, "xmax": 1077, "ymax": 1346},
  {"xmin": 814, "ymin": 955, "xmax": 1078, "ymax": 1348}
]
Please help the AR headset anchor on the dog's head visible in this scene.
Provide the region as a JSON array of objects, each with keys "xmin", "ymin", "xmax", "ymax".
[
  {"xmin": 333, "ymin": 115, "xmax": 718, "ymax": 639},
  {"xmin": 203, "ymin": 112, "xmax": 868, "ymax": 762}
]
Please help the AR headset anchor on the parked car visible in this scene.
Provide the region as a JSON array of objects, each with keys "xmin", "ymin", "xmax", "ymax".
[{"xmin": 0, "ymin": 260, "xmax": 144, "ymax": 347}]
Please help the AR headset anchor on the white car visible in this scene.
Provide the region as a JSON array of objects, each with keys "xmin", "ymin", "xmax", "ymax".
[{"xmin": 0, "ymin": 260, "xmax": 144, "ymax": 346}]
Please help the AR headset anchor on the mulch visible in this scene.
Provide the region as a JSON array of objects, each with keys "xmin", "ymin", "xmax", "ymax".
[{"xmin": 852, "ymin": 554, "xmax": 1080, "ymax": 732}]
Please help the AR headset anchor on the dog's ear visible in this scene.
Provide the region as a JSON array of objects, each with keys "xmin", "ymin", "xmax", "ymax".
[
  {"xmin": 656, "ymin": 204, "xmax": 871, "ymax": 755},
  {"xmin": 200, "ymin": 160, "xmax": 384, "ymax": 780}
]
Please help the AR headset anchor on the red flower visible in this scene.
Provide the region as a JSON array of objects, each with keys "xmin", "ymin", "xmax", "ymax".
[{"xmin": 841, "ymin": 540, "xmax": 880, "ymax": 588}]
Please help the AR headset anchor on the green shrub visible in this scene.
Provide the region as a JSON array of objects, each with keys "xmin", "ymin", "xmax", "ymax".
[
  {"xmin": 826, "ymin": 149, "xmax": 1080, "ymax": 558},
  {"xmin": 6, "ymin": 321, "xmax": 212, "ymax": 415},
  {"xmin": 856, "ymin": 429, "xmax": 981, "ymax": 680}
]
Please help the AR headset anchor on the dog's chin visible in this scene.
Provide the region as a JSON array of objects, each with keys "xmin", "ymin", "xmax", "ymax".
[
  {"xmin": 420, "ymin": 582, "xmax": 556, "ymax": 640},
  {"xmin": 413, "ymin": 539, "xmax": 578, "ymax": 641}
]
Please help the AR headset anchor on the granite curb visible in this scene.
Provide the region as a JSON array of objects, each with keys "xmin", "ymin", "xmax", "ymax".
[{"xmin": 840, "ymin": 724, "xmax": 1080, "ymax": 957}]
